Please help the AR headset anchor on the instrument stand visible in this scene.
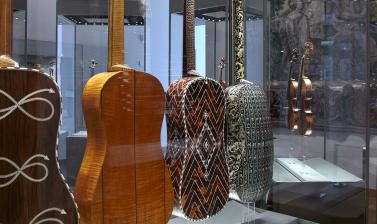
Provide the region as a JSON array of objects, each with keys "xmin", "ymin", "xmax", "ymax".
[{"xmin": 241, "ymin": 202, "xmax": 256, "ymax": 224}]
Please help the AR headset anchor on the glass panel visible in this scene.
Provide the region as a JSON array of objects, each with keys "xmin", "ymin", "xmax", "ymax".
[
  {"xmin": 13, "ymin": 0, "xmax": 27, "ymax": 66},
  {"xmin": 267, "ymin": 0, "xmax": 368, "ymax": 223},
  {"xmin": 369, "ymin": 1, "xmax": 377, "ymax": 223},
  {"xmin": 169, "ymin": 0, "xmax": 229, "ymax": 83}
]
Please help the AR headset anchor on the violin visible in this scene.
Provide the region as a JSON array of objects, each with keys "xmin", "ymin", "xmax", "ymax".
[
  {"xmin": 287, "ymin": 48, "xmax": 299, "ymax": 131},
  {"xmin": 297, "ymin": 42, "xmax": 314, "ymax": 136}
]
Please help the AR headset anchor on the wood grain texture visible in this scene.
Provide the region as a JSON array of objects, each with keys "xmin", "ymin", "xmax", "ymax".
[
  {"xmin": 0, "ymin": 69, "xmax": 79, "ymax": 223},
  {"xmin": 107, "ymin": 0, "xmax": 125, "ymax": 70},
  {"xmin": 0, "ymin": 0, "xmax": 12, "ymax": 56},
  {"xmin": 183, "ymin": 0, "xmax": 195, "ymax": 75},
  {"xmin": 75, "ymin": 69, "xmax": 173, "ymax": 224},
  {"xmin": 75, "ymin": 0, "xmax": 173, "ymax": 223}
]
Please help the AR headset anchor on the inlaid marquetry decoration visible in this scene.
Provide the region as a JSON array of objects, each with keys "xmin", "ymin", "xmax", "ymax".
[
  {"xmin": 225, "ymin": 0, "xmax": 274, "ymax": 203},
  {"xmin": 165, "ymin": 0, "xmax": 229, "ymax": 221},
  {"xmin": 0, "ymin": 0, "xmax": 79, "ymax": 223}
]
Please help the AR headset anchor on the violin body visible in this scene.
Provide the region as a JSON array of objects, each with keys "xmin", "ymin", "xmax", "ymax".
[
  {"xmin": 287, "ymin": 49, "xmax": 299, "ymax": 131},
  {"xmin": 287, "ymin": 79, "xmax": 299, "ymax": 130},
  {"xmin": 287, "ymin": 43, "xmax": 314, "ymax": 136},
  {"xmin": 298, "ymin": 74, "xmax": 313, "ymax": 135},
  {"xmin": 0, "ymin": 68, "xmax": 79, "ymax": 224}
]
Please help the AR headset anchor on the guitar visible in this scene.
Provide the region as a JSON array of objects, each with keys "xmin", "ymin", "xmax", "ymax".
[
  {"xmin": 165, "ymin": 0, "xmax": 229, "ymax": 220},
  {"xmin": 225, "ymin": 0, "xmax": 273, "ymax": 203},
  {"xmin": 0, "ymin": 0, "xmax": 79, "ymax": 223},
  {"xmin": 74, "ymin": 0, "xmax": 173, "ymax": 223}
]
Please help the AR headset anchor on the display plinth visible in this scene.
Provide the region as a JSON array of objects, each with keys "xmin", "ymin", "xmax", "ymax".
[
  {"xmin": 169, "ymin": 200, "xmax": 317, "ymax": 224},
  {"xmin": 274, "ymin": 158, "xmax": 362, "ymax": 183}
]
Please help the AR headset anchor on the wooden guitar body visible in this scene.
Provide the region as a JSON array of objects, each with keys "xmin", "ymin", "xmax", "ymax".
[
  {"xmin": 75, "ymin": 68, "xmax": 173, "ymax": 224},
  {"xmin": 166, "ymin": 76, "xmax": 229, "ymax": 220},
  {"xmin": 0, "ymin": 68, "xmax": 79, "ymax": 223}
]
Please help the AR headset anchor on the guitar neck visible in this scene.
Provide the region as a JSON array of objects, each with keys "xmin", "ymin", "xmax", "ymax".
[
  {"xmin": 107, "ymin": 0, "xmax": 125, "ymax": 70},
  {"xmin": 0, "ymin": 0, "xmax": 13, "ymax": 56},
  {"xmin": 183, "ymin": 0, "xmax": 196, "ymax": 75},
  {"xmin": 233, "ymin": 0, "xmax": 246, "ymax": 83}
]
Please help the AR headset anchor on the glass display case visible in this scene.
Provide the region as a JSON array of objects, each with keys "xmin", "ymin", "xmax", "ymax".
[
  {"xmin": 3, "ymin": 0, "xmax": 375, "ymax": 223},
  {"xmin": 267, "ymin": 0, "xmax": 369, "ymax": 223}
]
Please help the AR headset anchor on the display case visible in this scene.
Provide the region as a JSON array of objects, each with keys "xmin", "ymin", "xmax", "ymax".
[
  {"xmin": 2, "ymin": 0, "xmax": 374, "ymax": 223},
  {"xmin": 267, "ymin": 0, "xmax": 369, "ymax": 223}
]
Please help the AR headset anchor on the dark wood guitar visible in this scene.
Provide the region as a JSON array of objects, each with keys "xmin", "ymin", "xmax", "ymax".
[
  {"xmin": 225, "ymin": 0, "xmax": 273, "ymax": 203},
  {"xmin": 74, "ymin": 0, "xmax": 173, "ymax": 223},
  {"xmin": 0, "ymin": 0, "xmax": 79, "ymax": 223},
  {"xmin": 165, "ymin": 0, "xmax": 229, "ymax": 220}
]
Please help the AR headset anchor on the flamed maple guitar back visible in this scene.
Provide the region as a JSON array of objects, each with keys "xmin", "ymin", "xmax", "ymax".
[
  {"xmin": 165, "ymin": 0, "xmax": 229, "ymax": 220},
  {"xmin": 74, "ymin": 0, "xmax": 173, "ymax": 223},
  {"xmin": 0, "ymin": 0, "xmax": 79, "ymax": 223}
]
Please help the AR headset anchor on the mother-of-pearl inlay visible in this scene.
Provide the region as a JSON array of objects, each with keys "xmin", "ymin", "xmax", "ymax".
[
  {"xmin": 0, "ymin": 154, "xmax": 49, "ymax": 188},
  {"xmin": 29, "ymin": 208, "xmax": 66, "ymax": 224},
  {"xmin": 0, "ymin": 88, "xmax": 55, "ymax": 122}
]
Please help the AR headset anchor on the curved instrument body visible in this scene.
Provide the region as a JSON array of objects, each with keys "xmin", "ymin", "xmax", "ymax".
[
  {"xmin": 225, "ymin": 0, "xmax": 274, "ymax": 203},
  {"xmin": 0, "ymin": 68, "xmax": 79, "ymax": 223},
  {"xmin": 165, "ymin": 0, "xmax": 229, "ymax": 220},
  {"xmin": 296, "ymin": 42, "xmax": 314, "ymax": 136},
  {"xmin": 297, "ymin": 73, "xmax": 314, "ymax": 135},
  {"xmin": 287, "ymin": 49, "xmax": 299, "ymax": 131},
  {"xmin": 75, "ymin": 68, "xmax": 173, "ymax": 224},
  {"xmin": 225, "ymin": 81, "xmax": 273, "ymax": 202},
  {"xmin": 75, "ymin": 0, "xmax": 173, "ymax": 222},
  {"xmin": 166, "ymin": 76, "xmax": 229, "ymax": 220}
]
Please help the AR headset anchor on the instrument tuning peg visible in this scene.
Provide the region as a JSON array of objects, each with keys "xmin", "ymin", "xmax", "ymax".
[{"xmin": 304, "ymin": 42, "xmax": 314, "ymax": 59}]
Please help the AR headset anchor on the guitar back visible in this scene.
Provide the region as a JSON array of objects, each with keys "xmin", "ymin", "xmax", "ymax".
[
  {"xmin": 225, "ymin": 0, "xmax": 274, "ymax": 203},
  {"xmin": 225, "ymin": 82, "xmax": 273, "ymax": 202},
  {"xmin": 0, "ymin": 68, "xmax": 79, "ymax": 223},
  {"xmin": 166, "ymin": 77, "xmax": 229, "ymax": 220},
  {"xmin": 75, "ymin": 69, "xmax": 173, "ymax": 224}
]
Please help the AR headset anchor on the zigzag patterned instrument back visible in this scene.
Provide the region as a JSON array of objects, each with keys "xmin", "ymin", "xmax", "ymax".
[{"xmin": 166, "ymin": 77, "xmax": 229, "ymax": 221}]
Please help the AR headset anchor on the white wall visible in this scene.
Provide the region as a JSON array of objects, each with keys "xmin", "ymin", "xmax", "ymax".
[
  {"xmin": 27, "ymin": 0, "xmax": 56, "ymax": 42},
  {"xmin": 75, "ymin": 25, "xmax": 144, "ymax": 72},
  {"xmin": 146, "ymin": 0, "xmax": 170, "ymax": 148},
  {"xmin": 146, "ymin": 0, "xmax": 169, "ymax": 89}
]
